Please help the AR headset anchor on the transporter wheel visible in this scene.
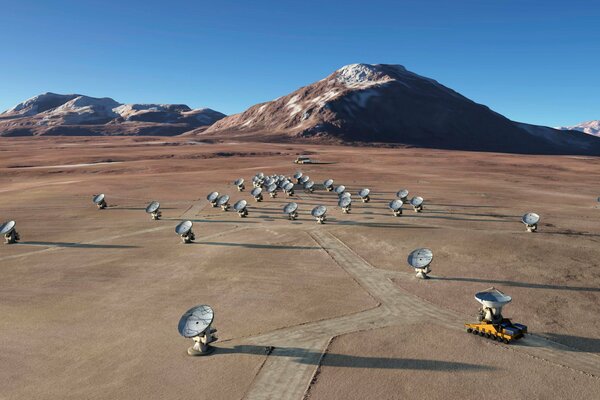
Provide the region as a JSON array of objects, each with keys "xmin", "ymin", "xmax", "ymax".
[
  {"xmin": 479, "ymin": 331, "xmax": 485, "ymax": 337},
  {"xmin": 485, "ymin": 333, "xmax": 491, "ymax": 338},
  {"xmin": 472, "ymin": 330, "xmax": 479, "ymax": 335},
  {"xmin": 466, "ymin": 328, "xmax": 472, "ymax": 333},
  {"xmin": 503, "ymin": 338, "xmax": 510, "ymax": 344}
]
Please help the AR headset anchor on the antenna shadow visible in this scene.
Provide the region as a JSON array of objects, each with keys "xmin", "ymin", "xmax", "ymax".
[
  {"xmin": 431, "ymin": 276, "xmax": 600, "ymax": 293},
  {"xmin": 199, "ymin": 242, "xmax": 319, "ymax": 250},
  {"xmin": 215, "ymin": 345, "xmax": 493, "ymax": 371},
  {"xmin": 18, "ymin": 241, "xmax": 138, "ymax": 249}
]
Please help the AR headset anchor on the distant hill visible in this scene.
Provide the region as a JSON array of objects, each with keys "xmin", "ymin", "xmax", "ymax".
[
  {"xmin": 556, "ymin": 120, "xmax": 600, "ymax": 137},
  {"xmin": 0, "ymin": 92, "xmax": 225, "ymax": 136},
  {"xmin": 191, "ymin": 63, "xmax": 600, "ymax": 155}
]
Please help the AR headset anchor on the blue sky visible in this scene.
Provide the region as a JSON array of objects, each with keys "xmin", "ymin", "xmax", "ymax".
[{"xmin": 1, "ymin": 0, "xmax": 598, "ymax": 126}]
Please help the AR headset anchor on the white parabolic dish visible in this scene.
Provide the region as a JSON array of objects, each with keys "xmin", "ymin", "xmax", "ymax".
[
  {"xmin": 334, "ymin": 185, "xmax": 346, "ymax": 194},
  {"xmin": 475, "ymin": 288, "xmax": 512, "ymax": 308},
  {"xmin": 522, "ymin": 212, "xmax": 540, "ymax": 225},
  {"xmin": 145, "ymin": 201, "xmax": 160, "ymax": 213},
  {"xmin": 410, "ymin": 196, "xmax": 424, "ymax": 206},
  {"xmin": 293, "ymin": 171, "xmax": 303, "ymax": 179},
  {"xmin": 178, "ymin": 305, "xmax": 214, "ymax": 338},
  {"xmin": 175, "ymin": 220, "xmax": 193, "ymax": 235},
  {"xmin": 389, "ymin": 199, "xmax": 403, "ymax": 211},
  {"xmin": 207, "ymin": 192, "xmax": 219, "ymax": 202},
  {"xmin": 284, "ymin": 202, "xmax": 298, "ymax": 214},
  {"xmin": 339, "ymin": 197, "xmax": 351, "ymax": 207},
  {"xmin": 407, "ymin": 248, "xmax": 433, "ymax": 269},
  {"xmin": 234, "ymin": 178, "xmax": 244, "ymax": 186},
  {"xmin": 312, "ymin": 205, "xmax": 327, "ymax": 217},
  {"xmin": 0, "ymin": 220, "xmax": 16, "ymax": 235},
  {"xmin": 324, "ymin": 179, "xmax": 334, "ymax": 187},
  {"xmin": 397, "ymin": 189, "xmax": 409, "ymax": 198},
  {"xmin": 359, "ymin": 188, "xmax": 370, "ymax": 197},
  {"xmin": 234, "ymin": 200, "xmax": 247, "ymax": 211},
  {"xmin": 93, "ymin": 193, "xmax": 105, "ymax": 204},
  {"xmin": 251, "ymin": 187, "xmax": 262, "ymax": 196},
  {"xmin": 217, "ymin": 194, "xmax": 230, "ymax": 206}
]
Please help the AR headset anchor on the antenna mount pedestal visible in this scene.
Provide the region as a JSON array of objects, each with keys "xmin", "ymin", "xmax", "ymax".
[
  {"xmin": 187, "ymin": 326, "xmax": 218, "ymax": 356},
  {"xmin": 4, "ymin": 230, "xmax": 19, "ymax": 244}
]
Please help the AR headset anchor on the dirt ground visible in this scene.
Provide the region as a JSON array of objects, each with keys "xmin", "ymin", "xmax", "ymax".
[{"xmin": 0, "ymin": 136, "xmax": 598, "ymax": 399}]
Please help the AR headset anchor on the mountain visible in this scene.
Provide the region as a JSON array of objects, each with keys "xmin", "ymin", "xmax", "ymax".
[
  {"xmin": 0, "ymin": 93, "xmax": 225, "ymax": 136},
  {"xmin": 556, "ymin": 120, "xmax": 600, "ymax": 137},
  {"xmin": 194, "ymin": 64, "xmax": 600, "ymax": 155}
]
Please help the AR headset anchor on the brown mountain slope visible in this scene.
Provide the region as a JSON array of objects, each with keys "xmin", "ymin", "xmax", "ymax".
[{"xmin": 192, "ymin": 64, "xmax": 600, "ymax": 155}]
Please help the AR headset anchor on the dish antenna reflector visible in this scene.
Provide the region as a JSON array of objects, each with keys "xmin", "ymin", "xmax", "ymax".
[
  {"xmin": 407, "ymin": 248, "xmax": 433, "ymax": 279},
  {"xmin": 284, "ymin": 182, "xmax": 295, "ymax": 196},
  {"xmin": 284, "ymin": 202, "xmax": 299, "ymax": 220},
  {"xmin": 251, "ymin": 187, "xmax": 263, "ymax": 202},
  {"xmin": 311, "ymin": 205, "xmax": 327, "ymax": 224},
  {"xmin": 234, "ymin": 178, "xmax": 245, "ymax": 192},
  {"xmin": 396, "ymin": 189, "xmax": 409, "ymax": 202},
  {"xmin": 410, "ymin": 196, "xmax": 424, "ymax": 212},
  {"xmin": 334, "ymin": 185, "xmax": 346, "ymax": 196},
  {"xmin": 358, "ymin": 188, "xmax": 371, "ymax": 203},
  {"xmin": 521, "ymin": 212, "xmax": 539, "ymax": 232},
  {"xmin": 304, "ymin": 180, "xmax": 314, "ymax": 193},
  {"xmin": 0, "ymin": 220, "xmax": 20, "ymax": 244},
  {"xmin": 293, "ymin": 171, "xmax": 303, "ymax": 183},
  {"xmin": 267, "ymin": 183, "xmax": 278, "ymax": 198},
  {"xmin": 175, "ymin": 220, "xmax": 195, "ymax": 243},
  {"xmin": 475, "ymin": 287, "xmax": 512, "ymax": 323},
  {"xmin": 207, "ymin": 192, "xmax": 219, "ymax": 207},
  {"xmin": 338, "ymin": 196, "xmax": 352, "ymax": 214},
  {"xmin": 324, "ymin": 179, "xmax": 334, "ymax": 191},
  {"xmin": 217, "ymin": 194, "xmax": 230, "ymax": 211},
  {"xmin": 145, "ymin": 201, "xmax": 162, "ymax": 220},
  {"xmin": 92, "ymin": 193, "xmax": 107, "ymax": 210},
  {"xmin": 233, "ymin": 199, "xmax": 248, "ymax": 217},
  {"xmin": 299, "ymin": 175, "xmax": 310, "ymax": 184},
  {"xmin": 389, "ymin": 199, "xmax": 403, "ymax": 216},
  {"xmin": 178, "ymin": 304, "xmax": 218, "ymax": 356}
]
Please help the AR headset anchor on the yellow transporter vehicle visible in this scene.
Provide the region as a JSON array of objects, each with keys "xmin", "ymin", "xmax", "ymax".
[
  {"xmin": 294, "ymin": 155, "xmax": 312, "ymax": 164},
  {"xmin": 465, "ymin": 287, "xmax": 527, "ymax": 344}
]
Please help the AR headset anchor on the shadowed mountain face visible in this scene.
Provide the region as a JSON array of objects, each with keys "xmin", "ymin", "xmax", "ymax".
[
  {"xmin": 196, "ymin": 63, "xmax": 600, "ymax": 155},
  {"xmin": 0, "ymin": 93, "xmax": 226, "ymax": 136}
]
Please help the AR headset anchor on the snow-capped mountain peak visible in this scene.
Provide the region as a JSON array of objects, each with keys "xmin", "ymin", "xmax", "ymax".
[{"xmin": 556, "ymin": 120, "xmax": 600, "ymax": 137}]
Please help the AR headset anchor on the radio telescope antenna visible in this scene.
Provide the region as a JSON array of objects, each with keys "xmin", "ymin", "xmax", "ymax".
[
  {"xmin": 334, "ymin": 185, "xmax": 346, "ymax": 197},
  {"xmin": 396, "ymin": 189, "xmax": 409, "ymax": 203},
  {"xmin": 145, "ymin": 201, "xmax": 162, "ymax": 220},
  {"xmin": 407, "ymin": 248, "xmax": 433, "ymax": 279},
  {"xmin": 410, "ymin": 196, "xmax": 424, "ymax": 212},
  {"xmin": 358, "ymin": 188, "xmax": 371, "ymax": 203},
  {"xmin": 92, "ymin": 194, "xmax": 107, "ymax": 210},
  {"xmin": 311, "ymin": 205, "xmax": 327, "ymax": 224},
  {"xmin": 474, "ymin": 287, "xmax": 512, "ymax": 323},
  {"xmin": 304, "ymin": 180, "xmax": 314, "ymax": 193},
  {"xmin": 284, "ymin": 202, "xmax": 299, "ymax": 220},
  {"xmin": 1, "ymin": 220, "xmax": 20, "ymax": 244},
  {"xmin": 338, "ymin": 196, "xmax": 352, "ymax": 214},
  {"xmin": 178, "ymin": 304, "xmax": 217, "ymax": 356},
  {"xmin": 267, "ymin": 183, "xmax": 278, "ymax": 198},
  {"xmin": 207, "ymin": 192, "xmax": 219, "ymax": 207},
  {"xmin": 251, "ymin": 187, "xmax": 264, "ymax": 202},
  {"xmin": 217, "ymin": 194, "xmax": 230, "ymax": 211},
  {"xmin": 233, "ymin": 199, "xmax": 248, "ymax": 218},
  {"xmin": 284, "ymin": 182, "xmax": 295, "ymax": 196},
  {"xmin": 175, "ymin": 220, "xmax": 195, "ymax": 243},
  {"xmin": 234, "ymin": 178, "xmax": 245, "ymax": 192},
  {"xmin": 293, "ymin": 171, "xmax": 303, "ymax": 184},
  {"xmin": 521, "ymin": 213, "xmax": 539, "ymax": 232},
  {"xmin": 323, "ymin": 179, "xmax": 334, "ymax": 192},
  {"xmin": 389, "ymin": 199, "xmax": 403, "ymax": 217}
]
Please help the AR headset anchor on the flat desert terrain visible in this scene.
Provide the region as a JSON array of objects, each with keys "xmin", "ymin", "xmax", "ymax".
[{"xmin": 1, "ymin": 136, "xmax": 599, "ymax": 400}]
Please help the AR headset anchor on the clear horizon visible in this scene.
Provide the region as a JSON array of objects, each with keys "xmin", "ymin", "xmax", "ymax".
[{"xmin": 1, "ymin": 0, "xmax": 598, "ymax": 127}]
